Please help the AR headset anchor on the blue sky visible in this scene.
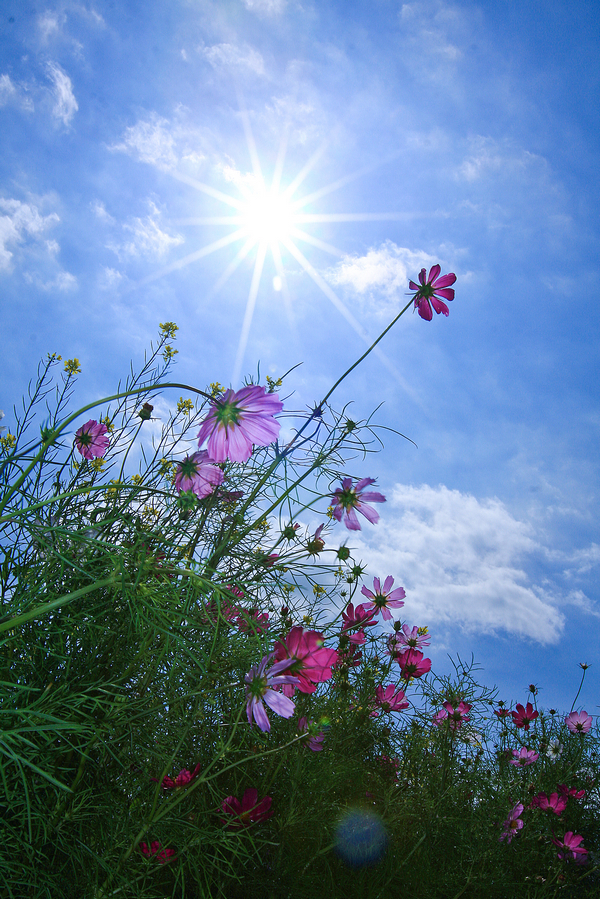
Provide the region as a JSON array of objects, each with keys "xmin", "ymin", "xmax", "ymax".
[{"xmin": 1, "ymin": 0, "xmax": 599, "ymax": 717}]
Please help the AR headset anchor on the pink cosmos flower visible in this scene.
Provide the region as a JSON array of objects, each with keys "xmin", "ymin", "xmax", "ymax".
[
  {"xmin": 235, "ymin": 607, "xmax": 270, "ymax": 634},
  {"xmin": 341, "ymin": 603, "xmax": 377, "ymax": 644},
  {"xmin": 433, "ymin": 701, "xmax": 472, "ymax": 730},
  {"xmin": 529, "ymin": 792, "xmax": 567, "ymax": 815},
  {"xmin": 155, "ymin": 764, "xmax": 201, "ymax": 790},
  {"xmin": 74, "ymin": 419, "xmax": 109, "ymax": 459},
  {"xmin": 374, "ymin": 685, "xmax": 409, "ymax": 714},
  {"xmin": 565, "ymin": 710, "xmax": 592, "ymax": 734},
  {"xmin": 174, "ymin": 450, "xmax": 224, "ymax": 498},
  {"xmin": 197, "ymin": 385, "xmax": 283, "ymax": 463},
  {"xmin": 558, "ymin": 784, "xmax": 586, "ymax": 800},
  {"xmin": 509, "ymin": 747, "xmax": 539, "ymax": 767},
  {"xmin": 298, "ymin": 716, "xmax": 327, "ymax": 751},
  {"xmin": 397, "ymin": 649, "xmax": 432, "ymax": 680},
  {"xmin": 409, "ymin": 264, "xmax": 456, "ymax": 321},
  {"xmin": 511, "ymin": 702, "xmax": 539, "ymax": 730},
  {"xmin": 494, "ymin": 708, "xmax": 511, "ymax": 719},
  {"xmin": 221, "ymin": 787, "xmax": 273, "ymax": 827},
  {"xmin": 140, "ymin": 841, "xmax": 177, "ymax": 864},
  {"xmin": 388, "ymin": 625, "xmax": 430, "ymax": 658},
  {"xmin": 551, "ymin": 831, "xmax": 589, "ymax": 861},
  {"xmin": 499, "ymin": 803, "xmax": 524, "ymax": 843},
  {"xmin": 244, "ymin": 654, "xmax": 299, "ymax": 732},
  {"xmin": 273, "ymin": 626, "xmax": 338, "ymax": 696},
  {"xmin": 330, "ymin": 477, "xmax": 386, "ymax": 531},
  {"xmin": 306, "ymin": 523, "xmax": 326, "ymax": 555},
  {"xmin": 360, "ymin": 576, "xmax": 405, "ymax": 621}
]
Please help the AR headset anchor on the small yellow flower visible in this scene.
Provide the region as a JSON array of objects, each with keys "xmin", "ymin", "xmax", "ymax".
[
  {"xmin": 47, "ymin": 352, "xmax": 62, "ymax": 362},
  {"xmin": 177, "ymin": 397, "xmax": 194, "ymax": 414},
  {"xmin": 313, "ymin": 585, "xmax": 325, "ymax": 596},
  {"xmin": 209, "ymin": 382, "xmax": 225, "ymax": 397},
  {"xmin": 302, "ymin": 614, "xmax": 313, "ymax": 624},
  {"xmin": 326, "ymin": 505, "xmax": 334, "ymax": 519},
  {"xmin": 0, "ymin": 433, "xmax": 16, "ymax": 450},
  {"xmin": 101, "ymin": 415, "xmax": 114, "ymax": 433},
  {"xmin": 417, "ymin": 626, "xmax": 429, "ymax": 635},
  {"xmin": 105, "ymin": 479, "xmax": 121, "ymax": 498},
  {"xmin": 90, "ymin": 458, "xmax": 105, "ymax": 472},
  {"xmin": 159, "ymin": 321, "xmax": 179, "ymax": 338},
  {"xmin": 64, "ymin": 358, "xmax": 81, "ymax": 375},
  {"xmin": 131, "ymin": 474, "xmax": 143, "ymax": 485},
  {"xmin": 143, "ymin": 505, "xmax": 160, "ymax": 518},
  {"xmin": 162, "ymin": 344, "xmax": 178, "ymax": 361},
  {"xmin": 266, "ymin": 375, "xmax": 283, "ymax": 391}
]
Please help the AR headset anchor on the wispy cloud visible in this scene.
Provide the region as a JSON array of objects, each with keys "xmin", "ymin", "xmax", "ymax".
[
  {"xmin": 457, "ymin": 136, "xmax": 547, "ymax": 183},
  {"xmin": 202, "ymin": 42, "xmax": 265, "ymax": 76},
  {"xmin": 108, "ymin": 201, "xmax": 184, "ymax": 261},
  {"xmin": 109, "ymin": 112, "xmax": 206, "ymax": 171},
  {"xmin": 0, "ymin": 198, "xmax": 60, "ymax": 272},
  {"xmin": 0, "ymin": 73, "xmax": 34, "ymax": 112},
  {"xmin": 47, "ymin": 62, "xmax": 78, "ymax": 125},
  {"xmin": 242, "ymin": 0, "xmax": 286, "ymax": 15},
  {"xmin": 348, "ymin": 483, "xmax": 568, "ymax": 643}
]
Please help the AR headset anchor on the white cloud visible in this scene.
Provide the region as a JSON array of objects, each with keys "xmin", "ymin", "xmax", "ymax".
[
  {"xmin": 47, "ymin": 62, "xmax": 78, "ymax": 125},
  {"xmin": 38, "ymin": 11, "xmax": 65, "ymax": 42},
  {"xmin": 91, "ymin": 200, "xmax": 116, "ymax": 224},
  {"xmin": 0, "ymin": 74, "xmax": 34, "ymax": 111},
  {"xmin": 24, "ymin": 269, "xmax": 78, "ymax": 291},
  {"xmin": 0, "ymin": 198, "xmax": 60, "ymax": 271},
  {"xmin": 457, "ymin": 136, "xmax": 547, "ymax": 182},
  {"xmin": 98, "ymin": 266, "xmax": 124, "ymax": 290},
  {"xmin": 108, "ymin": 201, "xmax": 184, "ymax": 261},
  {"xmin": 348, "ymin": 483, "xmax": 567, "ymax": 643},
  {"xmin": 202, "ymin": 42, "xmax": 265, "ymax": 76},
  {"xmin": 109, "ymin": 111, "xmax": 206, "ymax": 172},
  {"xmin": 242, "ymin": 0, "xmax": 286, "ymax": 15}
]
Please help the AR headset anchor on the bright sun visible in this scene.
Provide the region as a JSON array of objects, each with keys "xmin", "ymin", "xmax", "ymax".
[{"xmin": 241, "ymin": 187, "xmax": 295, "ymax": 245}]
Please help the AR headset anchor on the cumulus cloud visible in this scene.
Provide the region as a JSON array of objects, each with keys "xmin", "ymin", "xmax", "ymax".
[
  {"xmin": 109, "ymin": 112, "xmax": 206, "ymax": 171},
  {"xmin": 0, "ymin": 198, "xmax": 60, "ymax": 271},
  {"xmin": 202, "ymin": 42, "xmax": 265, "ymax": 75},
  {"xmin": 47, "ymin": 62, "xmax": 78, "ymax": 125},
  {"xmin": 24, "ymin": 270, "xmax": 78, "ymax": 291},
  {"xmin": 349, "ymin": 483, "xmax": 567, "ymax": 643},
  {"xmin": 108, "ymin": 201, "xmax": 184, "ymax": 261}
]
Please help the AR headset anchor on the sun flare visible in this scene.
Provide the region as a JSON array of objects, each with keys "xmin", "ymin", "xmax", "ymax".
[{"xmin": 241, "ymin": 187, "xmax": 295, "ymax": 246}]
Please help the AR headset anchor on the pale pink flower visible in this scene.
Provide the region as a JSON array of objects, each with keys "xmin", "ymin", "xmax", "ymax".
[
  {"xmin": 388, "ymin": 624, "xmax": 430, "ymax": 657},
  {"xmin": 74, "ymin": 419, "xmax": 109, "ymax": 459},
  {"xmin": 221, "ymin": 787, "xmax": 273, "ymax": 827},
  {"xmin": 273, "ymin": 626, "xmax": 338, "ymax": 696},
  {"xmin": 499, "ymin": 803, "xmax": 524, "ymax": 843},
  {"xmin": 433, "ymin": 701, "xmax": 471, "ymax": 730},
  {"xmin": 565, "ymin": 710, "xmax": 592, "ymax": 734},
  {"xmin": 361, "ymin": 576, "xmax": 405, "ymax": 621},
  {"xmin": 197, "ymin": 385, "xmax": 283, "ymax": 463},
  {"xmin": 244, "ymin": 654, "xmax": 299, "ymax": 732},
  {"xmin": 330, "ymin": 477, "xmax": 386, "ymax": 531},
  {"xmin": 374, "ymin": 685, "xmax": 409, "ymax": 714},
  {"xmin": 511, "ymin": 702, "xmax": 539, "ymax": 730},
  {"xmin": 509, "ymin": 747, "xmax": 539, "ymax": 767},
  {"xmin": 409, "ymin": 264, "xmax": 456, "ymax": 321},
  {"xmin": 175, "ymin": 450, "xmax": 224, "ymax": 498},
  {"xmin": 551, "ymin": 831, "xmax": 589, "ymax": 861}
]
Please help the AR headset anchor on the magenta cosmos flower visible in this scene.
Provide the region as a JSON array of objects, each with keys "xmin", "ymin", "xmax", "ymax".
[
  {"xmin": 74, "ymin": 419, "xmax": 109, "ymax": 459},
  {"xmin": 511, "ymin": 702, "xmax": 539, "ymax": 731},
  {"xmin": 197, "ymin": 385, "xmax": 283, "ymax": 463},
  {"xmin": 551, "ymin": 831, "xmax": 588, "ymax": 861},
  {"xmin": 409, "ymin": 264, "xmax": 456, "ymax": 321},
  {"xmin": 244, "ymin": 654, "xmax": 299, "ymax": 732},
  {"xmin": 509, "ymin": 747, "xmax": 539, "ymax": 767},
  {"xmin": 529, "ymin": 792, "xmax": 568, "ymax": 815},
  {"xmin": 433, "ymin": 701, "xmax": 472, "ymax": 730},
  {"xmin": 175, "ymin": 450, "xmax": 224, "ymax": 498},
  {"xmin": 374, "ymin": 685, "xmax": 409, "ymax": 714},
  {"xmin": 153, "ymin": 763, "xmax": 201, "ymax": 790},
  {"xmin": 499, "ymin": 803, "xmax": 524, "ymax": 843},
  {"xmin": 397, "ymin": 649, "xmax": 431, "ymax": 680},
  {"xmin": 273, "ymin": 626, "xmax": 338, "ymax": 697},
  {"xmin": 565, "ymin": 710, "xmax": 593, "ymax": 734},
  {"xmin": 361, "ymin": 576, "xmax": 405, "ymax": 622},
  {"xmin": 221, "ymin": 787, "xmax": 273, "ymax": 827},
  {"xmin": 331, "ymin": 477, "xmax": 386, "ymax": 531},
  {"xmin": 140, "ymin": 841, "xmax": 177, "ymax": 864}
]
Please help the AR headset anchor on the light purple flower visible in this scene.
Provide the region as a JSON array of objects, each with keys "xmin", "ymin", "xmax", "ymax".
[
  {"xmin": 408, "ymin": 264, "xmax": 456, "ymax": 321},
  {"xmin": 565, "ymin": 710, "xmax": 593, "ymax": 734},
  {"xmin": 360, "ymin": 576, "xmax": 405, "ymax": 621},
  {"xmin": 174, "ymin": 450, "xmax": 224, "ymax": 498},
  {"xmin": 244, "ymin": 653, "xmax": 299, "ymax": 732},
  {"xmin": 330, "ymin": 477, "xmax": 386, "ymax": 531},
  {"xmin": 499, "ymin": 803, "xmax": 524, "ymax": 843},
  {"xmin": 74, "ymin": 419, "xmax": 109, "ymax": 459},
  {"xmin": 509, "ymin": 747, "xmax": 539, "ymax": 767},
  {"xmin": 197, "ymin": 385, "xmax": 283, "ymax": 463},
  {"xmin": 388, "ymin": 625, "xmax": 430, "ymax": 658}
]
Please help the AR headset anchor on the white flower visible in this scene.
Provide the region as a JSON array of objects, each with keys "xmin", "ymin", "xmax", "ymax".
[{"xmin": 546, "ymin": 739, "xmax": 563, "ymax": 760}]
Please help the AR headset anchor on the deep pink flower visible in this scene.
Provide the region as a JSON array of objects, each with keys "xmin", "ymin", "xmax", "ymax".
[
  {"xmin": 388, "ymin": 625, "xmax": 430, "ymax": 658},
  {"xmin": 409, "ymin": 264, "xmax": 456, "ymax": 321},
  {"xmin": 558, "ymin": 784, "xmax": 586, "ymax": 800},
  {"xmin": 494, "ymin": 708, "xmax": 511, "ymax": 719},
  {"xmin": 175, "ymin": 450, "xmax": 224, "ymax": 498},
  {"xmin": 221, "ymin": 787, "xmax": 273, "ymax": 827},
  {"xmin": 397, "ymin": 649, "xmax": 432, "ymax": 680},
  {"xmin": 157, "ymin": 764, "xmax": 201, "ymax": 790},
  {"xmin": 74, "ymin": 419, "xmax": 109, "ymax": 459},
  {"xmin": 360, "ymin": 576, "xmax": 405, "ymax": 621},
  {"xmin": 235, "ymin": 607, "xmax": 270, "ymax": 634},
  {"xmin": 273, "ymin": 626, "xmax": 338, "ymax": 696},
  {"xmin": 530, "ymin": 792, "xmax": 567, "ymax": 815},
  {"xmin": 330, "ymin": 477, "xmax": 386, "ymax": 531},
  {"xmin": 244, "ymin": 654, "xmax": 299, "ymax": 732},
  {"xmin": 335, "ymin": 643, "xmax": 363, "ymax": 668},
  {"xmin": 499, "ymin": 803, "xmax": 524, "ymax": 843},
  {"xmin": 306, "ymin": 523, "xmax": 326, "ymax": 555},
  {"xmin": 140, "ymin": 841, "xmax": 177, "ymax": 864},
  {"xmin": 374, "ymin": 685, "xmax": 409, "ymax": 714},
  {"xmin": 341, "ymin": 603, "xmax": 377, "ymax": 635},
  {"xmin": 434, "ymin": 701, "xmax": 471, "ymax": 730},
  {"xmin": 197, "ymin": 385, "xmax": 282, "ymax": 463},
  {"xmin": 565, "ymin": 710, "xmax": 592, "ymax": 734},
  {"xmin": 509, "ymin": 747, "xmax": 539, "ymax": 767},
  {"xmin": 298, "ymin": 716, "xmax": 327, "ymax": 751},
  {"xmin": 511, "ymin": 702, "xmax": 539, "ymax": 730},
  {"xmin": 551, "ymin": 831, "xmax": 589, "ymax": 861}
]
